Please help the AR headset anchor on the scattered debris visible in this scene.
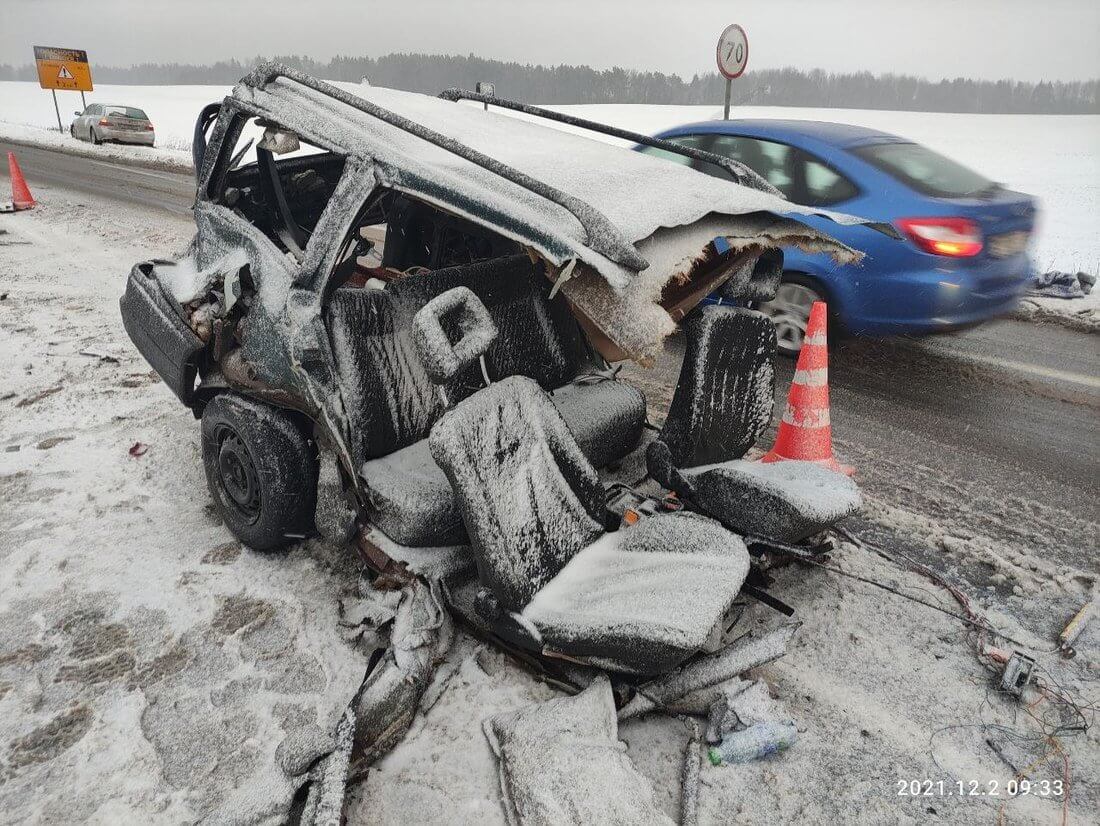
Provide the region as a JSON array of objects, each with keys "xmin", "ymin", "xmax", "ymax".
[
  {"xmin": 16, "ymin": 385, "xmax": 62, "ymax": 408},
  {"xmin": 347, "ymin": 579, "xmax": 452, "ymax": 774},
  {"xmin": 483, "ymin": 675, "xmax": 674, "ymax": 826},
  {"xmin": 1027, "ymin": 269, "xmax": 1095, "ymax": 299},
  {"xmin": 619, "ymin": 624, "xmax": 799, "ymax": 719},
  {"xmin": 79, "ymin": 348, "xmax": 121, "ymax": 363},
  {"xmin": 705, "ymin": 679, "xmax": 779, "ymax": 743},
  {"xmin": 680, "ymin": 719, "xmax": 702, "ymax": 826},
  {"xmin": 128, "ymin": 441, "xmax": 149, "ymax": 457},
  {"xmin": 36, "ymin": 435, "xmax": 73, "ymax": 450},
  {"xmin": 1000, "ymin": 651, "xmax": 1037, "ymax": 697},
  {"xmin": 1058, "ymin": 600, "xmax": 1095, "ymax": 658},
  {"xmin": 299, "ymin": 707, "xmax": 357, "ymax": 826},
  {"xmin": 707, "ymin": 720, "xmax": 798, "ymax": 766}
]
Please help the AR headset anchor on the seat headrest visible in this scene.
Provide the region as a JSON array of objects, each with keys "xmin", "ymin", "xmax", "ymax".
[{"xmin": 411, "ymin": 286, "xmax": 498, "ymax": 385}]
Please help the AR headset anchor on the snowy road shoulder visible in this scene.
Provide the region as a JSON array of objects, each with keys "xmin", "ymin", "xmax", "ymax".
[
  {"xmin": 0, "ymin": 191, "xmax": 367, "ymax": 823},
  {"xmin": 0, "ymin": 121, "xmax": 192, "ymax": 173}
]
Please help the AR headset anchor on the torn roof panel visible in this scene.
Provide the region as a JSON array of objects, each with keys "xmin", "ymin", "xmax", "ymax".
[{"xmin": 233, "ymin": 68, "xmax": 872, "ymax": 292}]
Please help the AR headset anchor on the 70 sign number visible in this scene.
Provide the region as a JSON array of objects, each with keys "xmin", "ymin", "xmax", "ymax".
[{"xmin": 716, "ymin": 24, "xmax": 749, "ymax": 79}]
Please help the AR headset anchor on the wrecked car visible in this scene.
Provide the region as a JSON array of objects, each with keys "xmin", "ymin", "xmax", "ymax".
[{"xmin": 121, "ymin": 62, "xmax": 870, "ymax": 694}]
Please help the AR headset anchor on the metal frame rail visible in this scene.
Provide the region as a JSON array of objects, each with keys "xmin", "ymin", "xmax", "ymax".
[
  {"xmin": 439, "ymin": 88, "xmax": 780, "ymax": 196},
  {"xmin": 244, "ymin": 62, "xmax": 649, "ymax": 271}
]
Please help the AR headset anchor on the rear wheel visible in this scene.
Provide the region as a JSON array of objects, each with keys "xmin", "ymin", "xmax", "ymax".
[
  {"xmin": 90, "ymin": 129, "xmax": 101, "ymax": 145},
  {"xmin": 759, "ymin": 276, "xmax": 828, "ymax": 357},
  {"xmin": 200, "ymin": 393, "xmax": 318, "ymax": 551}
]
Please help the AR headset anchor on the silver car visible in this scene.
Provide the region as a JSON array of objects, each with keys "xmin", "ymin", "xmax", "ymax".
[{"xmin": 70, "ymin": 103, "xmax": 155, "ymax": 146}]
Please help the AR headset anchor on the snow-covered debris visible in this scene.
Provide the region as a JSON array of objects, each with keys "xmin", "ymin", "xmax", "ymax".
[
  {"xmin": 347, "ymin": 579, "xmax": 452, "ymax": 772},
  {"xmin": 483, "ymin": 675, "xmax": 674, "ymax": 826},
  {"xmin": 152, "ymin": 248, "xmax": 249, "ymax": 305},
  {"xmin": 677, "ymin": 460, "xmax": 862, "ymax": 543},
  {"xmin": 1027, "ymin": 269, "xmax": 1095, "ymax": 299},
  {"xmin": 619, "ymin": 624, "xmax": 799, "ymax": 719}
]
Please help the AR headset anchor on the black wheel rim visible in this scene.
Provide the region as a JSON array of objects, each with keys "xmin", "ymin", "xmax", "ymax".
[{"xmin": 215, "ymin": 426, "xmax": 261, "ymax": 524}]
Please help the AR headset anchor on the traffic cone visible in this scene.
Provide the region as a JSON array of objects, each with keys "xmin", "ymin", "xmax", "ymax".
[
  {"xmin": 8, "ymin": 152, "xmax": 37, "ymax": 210},
  {"xmin": 760, "ymin": 301, "xmax": 854, "ymax": 475}
]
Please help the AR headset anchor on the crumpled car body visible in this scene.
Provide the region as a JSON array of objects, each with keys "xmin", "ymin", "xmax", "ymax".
[{"xmin": 121, "ymin": 63, "xmax": 867, "ymax": 686}]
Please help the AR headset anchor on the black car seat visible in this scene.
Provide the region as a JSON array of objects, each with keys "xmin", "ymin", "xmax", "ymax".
[
  {"xmin": 325, "ymin": 254, "xmax": 646, "ymax": 546},
  {"xmin": 647, "ymin": 305, "xmax": 860, "ymax": 542},
  {"xmin": 420, "ymin": 290, "xmax": 751, "ymax": 676}
]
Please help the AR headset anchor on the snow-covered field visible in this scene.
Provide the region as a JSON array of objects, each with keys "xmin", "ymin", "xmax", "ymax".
[{"xmin": 2, "ymin": 79, "xmax": 1098, "ymax": 286}]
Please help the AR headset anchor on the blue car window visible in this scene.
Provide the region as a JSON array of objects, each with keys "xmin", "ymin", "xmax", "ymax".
[
  {"xmin": 703, "ymin": 135, "xmax": 799, "ymax": 199},
  {"xmin": 637, "ymin": 134, "xmax": 709, "ymax": 166},
  {"xmin": 853, "ymin": 142, "xmax": 993, "ymax": 198},
  {"xmin": 803, "ymin": 157, "xmax": 858, "ymax": 206}
]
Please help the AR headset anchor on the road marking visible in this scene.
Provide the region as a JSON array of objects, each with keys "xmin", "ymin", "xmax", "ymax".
[
  {"xmin": 935, "ymin": 347, "xmax": 1100, "ymax": 390},
  {"xmin": 82, "ymin": 157, "xmax": 183, "ymax": 182}
]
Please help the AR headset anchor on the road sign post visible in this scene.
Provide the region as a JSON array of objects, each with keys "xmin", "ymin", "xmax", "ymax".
[
  {"xmin": 33, "ymin": 46, "xmax": 94, "ymax": 133},
  {"xmin": 716, "ymin": 24, "xmax": 749, "ymax": 120},
  {"xmin": 50, "ymin": 90, "xmax": 62, "ymax": 133}
]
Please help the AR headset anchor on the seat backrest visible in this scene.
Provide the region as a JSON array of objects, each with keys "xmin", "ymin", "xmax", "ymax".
[
  {"xmin": 326, "ymin": 254, "xmax": 599, "ymax": 464},
  {"xmin": 429, "ymin": 376, "xmax": 606, "ymax": 611},
  {"xmin": 650, "ymin": 306, "xmax": 776, "ymax": 478}
]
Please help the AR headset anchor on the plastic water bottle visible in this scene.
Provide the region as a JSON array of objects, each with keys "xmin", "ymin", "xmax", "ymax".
[{"xmin": 707, "ymin": 720, "xmax": 798, "ymax": 765}]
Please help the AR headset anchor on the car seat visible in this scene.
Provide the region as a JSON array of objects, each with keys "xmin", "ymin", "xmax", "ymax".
[
  {"xmin": 422, "ymin": 288, "xmax": 752, "ymax": 677},
  {"xmin": 646, "ymin": 305, "xmax": 860, "ymax": 542},
  {"xmin": 325, "ymin": 254, "xmax": 646, "ymax": 546}
]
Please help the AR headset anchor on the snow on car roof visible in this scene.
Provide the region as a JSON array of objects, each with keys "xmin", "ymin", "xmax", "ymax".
[{"xmin": 233, "ymin": 65, "xmax": 868, "ymax": 293}]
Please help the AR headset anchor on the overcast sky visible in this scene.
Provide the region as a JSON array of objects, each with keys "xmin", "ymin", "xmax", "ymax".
[{"xmin": 3, "ymin": 0, "xmax": 1098, "ymax": 82}]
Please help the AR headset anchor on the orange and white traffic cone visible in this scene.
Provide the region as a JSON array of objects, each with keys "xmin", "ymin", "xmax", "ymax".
[
  {"xmin": 760, "ymin": 301, "xmax": 854, "ymax": 475},
  {"xmin": 8, "ymin": 152, "xmax": 37, "ymax": 211}
]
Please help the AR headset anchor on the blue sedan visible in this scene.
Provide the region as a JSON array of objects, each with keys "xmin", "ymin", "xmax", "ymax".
[{"xmin": 641, "ymin": 120, "xmax": 1038, "ymax": 354}]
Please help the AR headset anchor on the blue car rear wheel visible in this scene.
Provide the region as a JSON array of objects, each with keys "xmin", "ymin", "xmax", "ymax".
[{"xmin": 759, "ymin": 278, "xmax": 827, "ymax": 356}]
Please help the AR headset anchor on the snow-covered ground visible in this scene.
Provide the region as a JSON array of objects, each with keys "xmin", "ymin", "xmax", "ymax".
[{"xmin": 2, "ymin": 179, "xmax": 1097, "ymax": 825}]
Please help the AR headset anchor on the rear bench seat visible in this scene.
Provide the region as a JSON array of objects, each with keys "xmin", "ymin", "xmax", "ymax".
[{"xmin": 326, "ymin": 254, "xmax": 646, "ymax": 546}]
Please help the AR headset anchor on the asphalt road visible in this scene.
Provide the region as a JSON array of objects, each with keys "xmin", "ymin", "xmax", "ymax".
[
  {"xmin": 4, "ymin": 141, "xmax": 1097, "ymax": 574},
  {"xmin": 1, "ymin": 140, "xmax": 195, "ymax": 216}
]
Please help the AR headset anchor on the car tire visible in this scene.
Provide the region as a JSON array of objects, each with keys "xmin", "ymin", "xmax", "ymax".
[
  {"xmin": 69, "ymin": 124, "xmax": 76, "ymax": 139},
  {"xmin": 200, "ymin": 393, "xmax": 318, "ymax": 551},
  {"xmin": 758, "ymin": 274, "xmax": 830, "ymax": 357},
  {"xmin": 90, "ymin": 129, "xmax": 100, "ymax": 145}
]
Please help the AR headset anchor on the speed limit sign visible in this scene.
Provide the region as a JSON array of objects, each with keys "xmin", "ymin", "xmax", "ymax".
[{"xmin": 716, "ymin": 24, "xmax": 749, "ymax": 79}]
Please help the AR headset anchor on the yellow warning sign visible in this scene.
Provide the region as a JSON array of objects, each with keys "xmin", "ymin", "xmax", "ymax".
[{"xmin": 33, "ymin": 46, "xmax": 93, "ymax": 92}]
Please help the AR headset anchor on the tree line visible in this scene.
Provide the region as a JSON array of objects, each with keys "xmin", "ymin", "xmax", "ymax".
[{"xmin": 1, "ymin": 53, "xmax": 1095, "ymax": 114}]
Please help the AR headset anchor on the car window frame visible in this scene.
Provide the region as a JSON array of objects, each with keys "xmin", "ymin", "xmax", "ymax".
[
  {"xmin": 797, "ymin": 149, "xmax": 861, "ymax": 207},
  {"xmin": 198, "ymin": 101, "xmax": 363, "ymax": 278}
]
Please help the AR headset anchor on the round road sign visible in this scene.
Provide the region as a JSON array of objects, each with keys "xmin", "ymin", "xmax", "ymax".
[{"xmin": 716, "ymin": 24, "xmax": 749, "ymax": 79}]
